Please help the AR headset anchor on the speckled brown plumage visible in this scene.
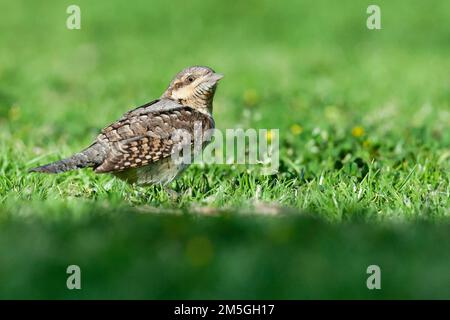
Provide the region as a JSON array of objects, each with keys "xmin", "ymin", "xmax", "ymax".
[
  {"xmin": 95, "ymin": 103, "xmax": 213, "ymax": 173},
  {"xmin": 29, "ymin": 66, "xmax": 223, "ymax": 186}
]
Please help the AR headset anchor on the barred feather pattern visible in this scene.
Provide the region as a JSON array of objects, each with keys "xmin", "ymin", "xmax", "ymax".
[{"xmin": 94, "ymin": 99, "xmax": 214, "ymax": 176}]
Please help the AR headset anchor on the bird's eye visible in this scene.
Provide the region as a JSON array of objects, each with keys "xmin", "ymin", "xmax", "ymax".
[{"xmin": 187, "ymin": 76, "xmax": 195, "ymax": 83}]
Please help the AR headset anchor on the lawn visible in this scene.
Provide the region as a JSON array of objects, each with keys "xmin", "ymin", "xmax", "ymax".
[{"xmin": 0, "ymin": 0, "xmax": 449, "ymax": 299}]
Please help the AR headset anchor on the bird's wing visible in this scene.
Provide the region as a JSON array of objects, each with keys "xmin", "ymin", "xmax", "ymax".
[
  {"xmin": 94, "ymin": 100, "xmax": 214, "ymax": 173},
  {"xmin": 114, "ymin": 99, "xmax": 160, "ymax": 122}
]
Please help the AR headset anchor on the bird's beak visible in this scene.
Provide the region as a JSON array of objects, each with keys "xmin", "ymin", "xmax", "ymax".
[{"xmin": 207, "ymin": 72, "xmax": 224, "ymax": 83}]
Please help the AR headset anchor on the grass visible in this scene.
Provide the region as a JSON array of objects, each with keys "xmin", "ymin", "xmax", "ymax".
[{"xmin": 0, "ymin": 0, "xmax": 449, "ymax": 298}]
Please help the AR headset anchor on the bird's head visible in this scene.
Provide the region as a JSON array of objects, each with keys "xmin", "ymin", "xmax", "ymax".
[{"xmin": 162, "ymin": 66, "xmax": 223, "ymax": 112}]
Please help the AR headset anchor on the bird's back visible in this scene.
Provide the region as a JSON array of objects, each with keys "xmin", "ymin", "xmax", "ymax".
[{"xmin": 94, "ymin": 98, "xmax": 214, "ymax": 185}]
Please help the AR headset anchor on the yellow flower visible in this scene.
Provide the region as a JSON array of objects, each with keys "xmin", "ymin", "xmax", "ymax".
[
  {"xmin": 351, "ymin": 126, "xmax": 365, "ymax": 137},
  {"xmin": 290, "ymin": 124, "xmax": 303, "ymax": 135},
  {"xmin": 243, "ymin": 89, "xmax": 260, "ymax": 107},
  {"xmin": 266, "ymin": 130, "xmax": 273, "ymax": 142},
  {"xmin": 8, "ymin": 105, "xmax": 21, "ymax": 121}
]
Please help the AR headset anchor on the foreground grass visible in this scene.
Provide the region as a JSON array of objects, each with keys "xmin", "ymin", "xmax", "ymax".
[
  {"xmin": 1, "ymin": 207, "xmax": 449, "ymax": 299},
  {"xmin": 0, "ymin": 0, "xmax": 449, "ymax": 298}
]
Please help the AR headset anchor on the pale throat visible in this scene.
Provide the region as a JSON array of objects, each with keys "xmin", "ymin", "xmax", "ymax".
[{"xmin": 170, "ymin": 84, "xmax": 215, "ymax": 114}]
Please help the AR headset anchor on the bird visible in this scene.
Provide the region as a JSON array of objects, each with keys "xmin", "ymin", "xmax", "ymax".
[{"xmin": 29, "ymin": 66, "xmax": 223, "ymax": 186}]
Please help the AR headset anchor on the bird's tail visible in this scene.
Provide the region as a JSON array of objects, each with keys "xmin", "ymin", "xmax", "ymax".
[{"xmin": 29, "ymin": 143, "xmax": 106, "ymax": 174}]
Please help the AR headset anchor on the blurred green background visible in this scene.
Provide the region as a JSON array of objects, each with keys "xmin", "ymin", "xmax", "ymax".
[{"xmin": 0, "ymin": 0, "xmax": 449, "ymax": 298}]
